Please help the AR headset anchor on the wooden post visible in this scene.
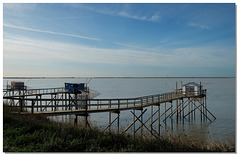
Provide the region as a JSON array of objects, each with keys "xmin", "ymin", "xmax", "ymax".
[
  {"xmin": 75, "ymin": 93, "xmax": 78, "ymax": 110},
  {"xmin": 55, "ymin": 94, "xmax": 57, "ymax": 111},
  {"xmin": 151, "ymin": 104, "xmax": 153, "ymax": 139},
  {"xmin": 176, "ymin": 81, "xmax": 177, "ymax": 93},
  {"xmin": 36, "ymin": 95, "xmax": 38, "ymax": 112},
  {"xmin": 158, "ymin": 103, "xmax": 160, "ymax": 136},
  {"xmin": 179, "ymin": 100, "xmax": 181, "ymax": 120},
  {"xmin": 65, "ymin": 93, "xmax": 67, "ymax": 110},
  {"xmin": 133, "ymin": 109, "xmax": 136, "ymax": 138},
  {"xmin": 200, "ymin": 98, "xmax": 203, "ymax": 121},
  {"xmin": 200, "ymin": 81, "xmax": 202, "ymax": 95},
  {"xmin": 205, "ymin": 95, "xmax": 207, "ymax": 121},
  {"xmin": 194, "ymin": 100, "xmax": 196, "ymax": 119},
  {"xmin": 31, "ymin": 100, "xmax": 34, "ymax": 114},
  {"xmin": 85, "ymin": 115, "xmax": 88, "ymax": 129},
  {"xmin": 109, "ymin": 110, "xmax": 111, "ymax": 132},
  {"xmin": 182, "ymin": 99, "xmax": 184, "ymax": 122},
  {"xmin": 68, "ymin": 93, "xmax": 71, "ymax": 110},
  {"xmin": 19, "ymin": 98, "xmax": 23, "ymax": 112},
  {"xmin": 188, "ymin": 98, "xmax": 190, "ymax": 121},
  {"xmin": 85, "ymin": 94, "xmax": 88, "ymax": 113},
  {"xmin": 62, "ymin": 93, "xmax": 64, "ymax": 111},
  {"xmin": 118, "ymin": 100, "xmax": 120, "ymax": 134},
  {"xmin": 164, "ymin": 102, "xmax": 166, "ymax": 120},
  {"xmin": 51, "ymin": 94, "xmax": 53, "ymax": 111},
  {"xmin": 176, "ymin": 99, "xmax": 178, "ymax": 123},
  {"xmin": 191, "ymin": 100, "xmax": 193, "ymax": 120},
  {"xmin": 45, "ymin": 100, "xmax": 47, "ymax": 111},
  {"xmin": 181, "ymin": 81, "xmax": 182, "ymax": 92},
  {"xmin": 40, "ymin": 95, "xmax": 42, "ymax": 111},
  {"xmin": 141, "ymin": 109, "xmax": 143, "ymax": 138},
  {"xmin": 204, "ymin": 97, "xmax": 206, "ymax": 121}
]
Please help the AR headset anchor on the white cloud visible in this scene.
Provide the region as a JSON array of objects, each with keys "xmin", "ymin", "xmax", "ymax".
[
  {"xmin": 3, "ymin": 35, "xmax": 234, "ymax": 70},
  {"xmin": 187, "ymin": 22, "xmax": 210, "ymax": 29},
  {"xmin": 66, "ymin": 4, "xmax": 161, "ymax": 22},
  {"xmin": 3, "ymin": 24, "xmax": 101, "ymax": 41}
]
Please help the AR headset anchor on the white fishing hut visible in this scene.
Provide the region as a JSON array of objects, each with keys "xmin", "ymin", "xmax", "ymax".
[{"xmin": 182, "ymin": 82, "xmax": 202, "ymax": 96}]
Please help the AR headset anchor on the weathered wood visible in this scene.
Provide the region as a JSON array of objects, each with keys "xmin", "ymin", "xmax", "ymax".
[
  {"xmin": 135, "ymin": 108, "xmax": 160, "ymax": 133},
  {"xmin": 104, "ymin": 114, "xmax": 120, "ymax": 132},
  {"xmin": 122, "ymin": 109, "xmax": 147, "ymax": 133},
  {"xmin": 131, "ymin": 111, "xmax": 158, "ymax": 139}
]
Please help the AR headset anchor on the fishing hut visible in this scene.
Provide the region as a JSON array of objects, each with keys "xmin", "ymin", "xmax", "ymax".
[
  {"xmin": 65, "ymin": 83, "xmax": 86, "ymax": 93},
  {"xmin": 182, "ymin": 82, "xmax": 202, "ymax": 96},
  {"xmin": 10, "ymin": 81, "xmax": 25, "ymax": 90},
  {"xmin": 3, "ymin": 81, "xmax": 216, "ymax": 139}
]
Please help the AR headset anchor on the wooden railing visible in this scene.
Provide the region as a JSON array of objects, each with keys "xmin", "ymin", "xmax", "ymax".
[
  {"xmin": 3, "ymin": 87, "xmax": 65, "ymax": 97},
  {"xmin": 3, "ymin": 89, "xmax": 206, "ymax": 115}
]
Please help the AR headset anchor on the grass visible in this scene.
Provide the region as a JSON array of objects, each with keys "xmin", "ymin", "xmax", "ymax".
[{"xmin": 3, "ymin": 103, "xmax": 235, "ymax": 152}]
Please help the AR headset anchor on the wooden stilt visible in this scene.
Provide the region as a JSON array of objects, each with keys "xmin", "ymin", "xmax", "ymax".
[
  {"xmin": 205, "ymin": 96, "xmax": 207, "ymax": 121},
  {"xmin": 117, "ymin": 112, "xmax": 120, "ymax": 134},
  {"xmin": 158, "ymin": 103, "xmax": 160, "ymax": 136},
  {"xmin": 141, "ymin": 109, "xmax": 143, "ymax": 138},
  {"xmin": 151, "ymin": 104, "xmax": 153, "ymax": 139},
  {"xmin": 182, "ymin": 99, "xmax": 184, "ymax": 121},
  {"xmin": 109, "ymin": 112, "xmax": 111, "ymax": 132},
  {"xmin": 133, "ymin": 109, "xmax": 136, "ymax": 138},
  {"xmin": 188, "ymin": 98, "xmax": 190, "ymax": 121},
  {"xmin": 176, "ymin": 99, "xmax": 178, "ymax": 123},
  {"xmin": 164, "ymin": 102, "xmax": 166, "ymax": 121}
]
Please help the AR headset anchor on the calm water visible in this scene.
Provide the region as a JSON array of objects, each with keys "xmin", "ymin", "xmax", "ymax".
[{"xmin": 3, "ymin": 77, "xmax": 236, "ymax": 143}]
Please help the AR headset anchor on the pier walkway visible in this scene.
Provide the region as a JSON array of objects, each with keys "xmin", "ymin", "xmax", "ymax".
[
  {"xmin": 3, "ymin": 88, "xmax": 205, "ymax": 116},
  {"xmin": 3, "ymin": 86, "xmax": 216, "ymax": 138}
]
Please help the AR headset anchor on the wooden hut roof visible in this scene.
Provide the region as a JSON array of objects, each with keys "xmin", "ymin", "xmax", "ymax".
[{"xmin": 182, "ymin": 82, "xmax": 200, "ymax": 87}]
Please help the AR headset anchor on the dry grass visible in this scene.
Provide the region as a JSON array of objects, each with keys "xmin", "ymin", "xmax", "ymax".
[{"xmin": 3, "ymin": 102, "xmax": 235, "ymax": 152}]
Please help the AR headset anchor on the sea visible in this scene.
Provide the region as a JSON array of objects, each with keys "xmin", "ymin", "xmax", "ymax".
[{"xmin": 3, "ymin": 77, "xmax": 236, "ymax": 143}]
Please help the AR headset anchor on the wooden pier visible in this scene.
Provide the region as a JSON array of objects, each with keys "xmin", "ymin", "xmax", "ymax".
[{"xmin": 3, "ymin": 83, "xmax": 216, "ymax": 138}]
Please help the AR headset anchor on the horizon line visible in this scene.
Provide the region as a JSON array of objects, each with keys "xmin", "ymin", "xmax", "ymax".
[{"xmin": 3, "ymin": 76, "xmax": 236, "ymax": 79}]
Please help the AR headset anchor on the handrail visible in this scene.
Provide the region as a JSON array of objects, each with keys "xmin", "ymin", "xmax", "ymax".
[
  {"xmin": 3, "ymin": 88, "xmax": 207, "ymax": 114},
  {"xmin": 3, "ymin": 87, "xmax": 64, "ymax": 92}
]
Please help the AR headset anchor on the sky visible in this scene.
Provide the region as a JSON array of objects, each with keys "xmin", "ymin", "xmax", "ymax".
[{"xmin": 2, "ymin": 3, "xmax": 236, "ymax": 77}]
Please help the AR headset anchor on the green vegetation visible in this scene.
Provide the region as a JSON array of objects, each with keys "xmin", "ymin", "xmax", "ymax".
[{"xmin": 3, "ymin": 103, "xmax": 235, "ymax": 152}]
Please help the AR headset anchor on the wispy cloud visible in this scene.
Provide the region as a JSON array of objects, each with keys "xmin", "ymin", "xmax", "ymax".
[
  {"xmin": 3, "ymin": 24, "xmax": 101, "ymax": 41},
  {"xmin": 3, "ymin": 35, "xmax": 234, "ymax": 68},
  {"xmin": 117, "ymin": 11, "xmax": 160, "ymax": 22},
  {"xmin": 187, "ymin": 22, "xmax": 210, "ymax": 29},
  {"xmin": 115, "ymin": 42, "xmax": 162, "ymax": 53},
  {"xmin": 67, "ymin": 4, "xmax": 161, "ymax": 22}
]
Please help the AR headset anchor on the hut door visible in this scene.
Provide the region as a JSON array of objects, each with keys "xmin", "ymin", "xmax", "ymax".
[{"xmin": 186, "ymin": 86, "xmax": 195, "ymax": 95}]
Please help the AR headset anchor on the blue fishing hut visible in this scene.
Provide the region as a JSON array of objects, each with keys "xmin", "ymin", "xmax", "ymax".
[{"xmin": 65, "ymin": 83, "xmax": 85, "ymax": 93}]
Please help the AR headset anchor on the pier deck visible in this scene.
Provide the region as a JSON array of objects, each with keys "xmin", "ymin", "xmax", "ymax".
[
  {"xmin": 3, "ymin": 88, "xmax": 203, "ymax": 116},
  {"xmin": 3, "ymin": 86, "xmax": 215, "ymax": 138}
]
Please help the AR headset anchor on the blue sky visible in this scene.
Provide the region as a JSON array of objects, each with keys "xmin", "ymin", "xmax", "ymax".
[{"xmin": 3, "ymin": 3, "xmax": 236, "ymax": 77}]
